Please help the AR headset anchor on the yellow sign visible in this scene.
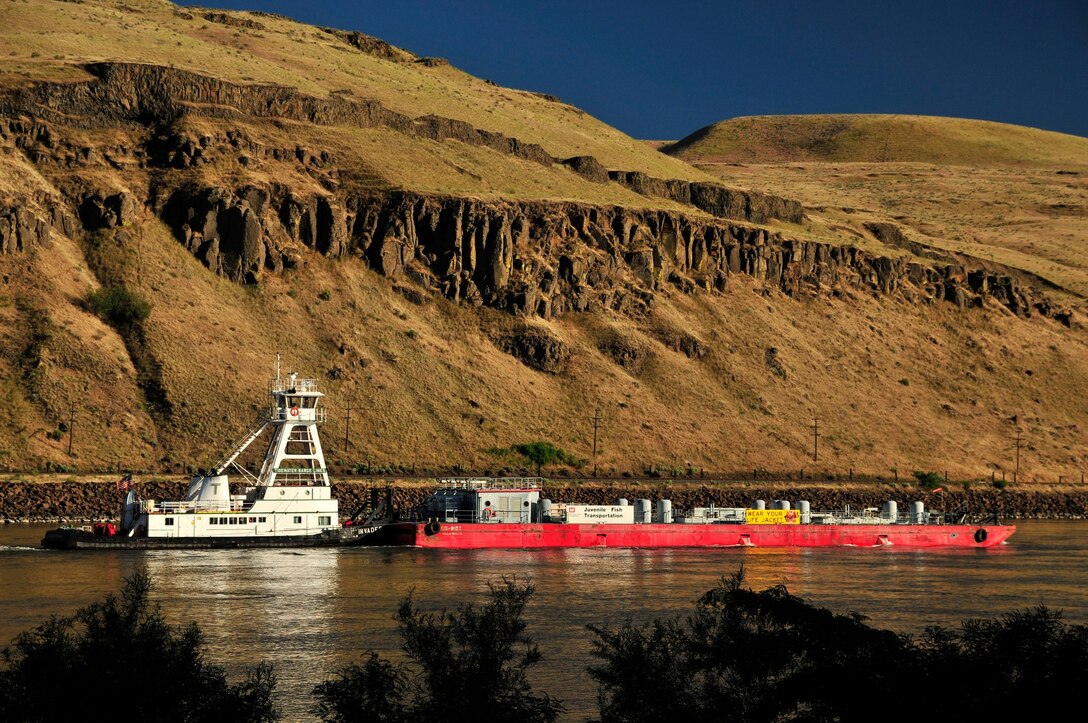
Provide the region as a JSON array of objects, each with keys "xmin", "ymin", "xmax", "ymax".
[{"xmin": 745, "ymin": 509, "xmax": 800, "ymax": 525}]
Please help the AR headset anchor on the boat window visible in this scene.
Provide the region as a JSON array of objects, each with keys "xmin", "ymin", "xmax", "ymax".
[
  {"xmin": 258, "ymin": 517, "xmax": 267, "ymax": 523},
  {"xmin": 165, "ymin": 518, "xmax": 174, "ymax": 526},
  {"xmin": 293, "ymin": 516, "xmax": 302, "ymax": 524},
  {"xmin": 249, "ymin": 517, "xmax": 257, "ymax": 523},
  {"xmin": 210, "ymin": 518, "xmax": 217, "ymax": 525},
  {"xmin": 319, "ymin": 516, "xmax": 331, "ymax": 526}
]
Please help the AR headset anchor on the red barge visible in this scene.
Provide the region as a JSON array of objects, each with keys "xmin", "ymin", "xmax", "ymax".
[{"xmin": 370, "ymin": 478, "xmax": 1015, "ymax": 549}]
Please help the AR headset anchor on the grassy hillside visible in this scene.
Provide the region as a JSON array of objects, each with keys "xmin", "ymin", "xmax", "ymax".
[
  {"xmin": 668, "ymin": 115, "xmax": 1088, "ymax": 301},
  {"xmin": 665, "ymin": 114, "xmax": 1088, "ymax": 166},
  {"xmin": 1, "ymin": 4, "xmax": 1086, "ymax": 483},
  {"xmin": 4, "ymin": 0, "xmax": 708, "ymax": 185}
]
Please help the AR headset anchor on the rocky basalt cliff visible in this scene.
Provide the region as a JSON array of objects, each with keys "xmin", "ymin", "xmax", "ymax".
[{"xmin": 0, "ymin": 61, "xmax": 1072, "ymax": 331}]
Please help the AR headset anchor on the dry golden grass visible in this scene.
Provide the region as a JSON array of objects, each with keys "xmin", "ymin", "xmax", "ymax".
[
  {"xmin": 2, "ymin": 0, "xmax": 709, "ymax": 183},
  {"xmin": 698, "ymin": 162, "xmax": 1088, "ymax": 301},
  {"xmin": 3, "ymin": 6, "xmax": 1087, "ymax": 484},
  {"xmin": 668, "ymin": 114, "xmax": 1088, "ymax": 167},
  {"xmin": 668, "ymin": 115, "xmax": 1087, "ymax": 303},
  {"xmin": 6, "ymin": 205, "xmax": 1088, "ymax": 482}
]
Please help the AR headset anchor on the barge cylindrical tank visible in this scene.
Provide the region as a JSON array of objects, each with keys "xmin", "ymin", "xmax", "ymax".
[
  {"xmin": 656, "ymin": 499, "xmax": 672, "ymax": 524},
  {"xmin": 882, "ymin": 500, "xmax": 899, "ymax": 520},
  {"xmin": 754, "ymin": 499, "xmax": 766, "ymax": 510},
  {"xmin": 540, "ymin": 499, "xmax": 552, "ymax": 521},
  {"xmin": 910, "ymin": 501, "xmax": 925, "ymax": 523},
  {"xmin": 798, "ymin": 500, "xmax": 811, "ymax": 524},
  {"xmin": 617, "ymin": 498, "xmax": 629, "ymax": 507},
  {"xmin": 772, "ymin": 500, "xmax": 791, "ymax": 510},
  {"xmin": 634, "ymin": 499, "xmax": 652, "ymax": 523}
]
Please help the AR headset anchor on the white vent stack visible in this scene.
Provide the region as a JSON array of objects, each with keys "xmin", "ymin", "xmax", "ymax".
[
  {"xmin": 754, "ymin": 499, "xmax": 767, "ymax": 510},
  {"xmin": 798, "ymin": 500, "xmax": 811, "ymax": 524},
  {"xmin": 634, "ymin": 499, "xmax": 652, "ymax": 523},
  {"xmin": 656, "ymin": 499, "xmax": 672, "ymax": 524},
  {"xmin": 882, "ymin": 501, "xmax": 899, "ymax": 520},
  {"xmin": 910, "ymin": 501, "xmax": 925, "ymax": 523},
  {"xmin": 772, "ymin": 500, "xmax": 791, "ymax": 510}
]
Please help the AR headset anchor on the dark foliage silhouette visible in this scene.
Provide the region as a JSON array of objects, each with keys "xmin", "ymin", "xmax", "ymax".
[
  {"xmin": 0, "ymin": 572, "xmax": 279, "ymax": 723},
  {"xmin": 313, "ymin": 578, "xmax": 562, "ymax": 723}
]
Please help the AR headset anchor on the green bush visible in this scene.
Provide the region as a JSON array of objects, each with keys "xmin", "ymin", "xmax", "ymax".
[
  {"xmin": 912, "ymin": 470, "xmax": 944, "ymax": 489},
  {"xmin": 86, "ymin": 285, "xmax": 152, "ymax": 331},
  {"xmin": 511, "ymin": 441, "xmax": 584, "ymax": 476}
]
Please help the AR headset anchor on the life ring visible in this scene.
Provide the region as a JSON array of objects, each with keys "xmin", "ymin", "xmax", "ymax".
[
  {"xmin": 289, "ymin": 406, "xmax": 300, "ymax": 417},
  {"xmin": 424, "ymin": 520, "xmax": 441, "ymax": 536},
  {"xmin": 974, "ymin": 528, "xmax": 988, "ymax": 544}
]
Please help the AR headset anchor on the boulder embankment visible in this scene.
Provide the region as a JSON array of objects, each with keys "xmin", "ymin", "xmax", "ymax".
[{"xmin": 1, "ymin": 479, "xmax": 1086, "ymax": 523}]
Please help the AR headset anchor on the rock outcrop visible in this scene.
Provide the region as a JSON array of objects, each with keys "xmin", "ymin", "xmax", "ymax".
[
  {"xmin": 0, "ymin": 61, "xmax": 1072, "ymax": 326},
  {"xmin": 1, "ymin": 62, "xmax": 801, "ymax": 224},
  {"xmin": 0, "ymin": 195, "xmax": 73, "ymax": 254},
  {"xmin": 146, "ymin": 186, "xmax": 1057, "ymax": 324}
]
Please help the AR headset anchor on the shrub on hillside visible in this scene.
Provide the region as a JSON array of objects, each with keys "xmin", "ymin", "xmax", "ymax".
[
  {"xmin": 511, "ymin": 441, "xmax": 584, "ymax": 476},
  {"xmin": 86, "ymin": 284, "xmax": 152, "ymax": 331},
  {"xmin": 912, "ymin": 470, "xmax": 944, "ymax": 489}
]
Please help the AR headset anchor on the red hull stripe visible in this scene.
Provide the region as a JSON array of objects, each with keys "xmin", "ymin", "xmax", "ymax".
[{"xmin": 386, "ymin": 523, "xmax": 1016, "ymax": 549}]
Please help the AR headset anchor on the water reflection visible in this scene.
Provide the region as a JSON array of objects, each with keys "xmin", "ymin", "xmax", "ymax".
[{"xmin": 1, "ymin": 521, "xmax": 1086, "ymax": 721}]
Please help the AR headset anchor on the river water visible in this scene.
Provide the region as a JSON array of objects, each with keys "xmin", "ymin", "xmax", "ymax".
[{"xmin": 2, "ymin": 521, "xmax": 1087, "ymax": 720}]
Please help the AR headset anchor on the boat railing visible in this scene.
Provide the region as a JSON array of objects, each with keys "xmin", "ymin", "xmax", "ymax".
[
  {"xmin": 435, "ymin": 477, "xmax": 545, "ymax": 491},
  {"xmin": 270, "ymin": 378, "xmax": 320, "ymax": 394},
  {"xmin": 416, "ymin": 508, "xmax": 533, "ymax": 524},
  {"xmin": 151, "ymin": 500, "xmax": 246, "ymax": 513},
  {"xmin": 270, "ymin": 407, "xmax": 327, "ymax": 423}
]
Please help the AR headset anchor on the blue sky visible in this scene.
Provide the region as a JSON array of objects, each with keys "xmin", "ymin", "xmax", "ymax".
[{"xmin": 180, "ymin": 0, "xmax": 1088, "ymax": 140}]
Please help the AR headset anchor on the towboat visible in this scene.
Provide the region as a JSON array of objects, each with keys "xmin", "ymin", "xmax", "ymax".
[
  {"xmin": 365, "ymin": 478, "xmax": 1016, "ymax": 549},
  {"xmin": 42, "ymin": 362, "xmax": 387, "ymax": 550}
]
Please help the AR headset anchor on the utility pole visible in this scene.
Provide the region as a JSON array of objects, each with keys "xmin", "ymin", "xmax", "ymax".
[
  {"xmin": 1014, "ymin": 428, "xmax": 1023, "ymax": 483},
  {"xmin": 344, "ymin": 402, "xmax": 354, "ymax": 455},
  {"xmin": 67, "ymin": 405, "xmax": 76, "ymax": 457},
  {"xmin": 591, "ymin": 406, "xmax": 602, "ymax": 478},
  {"xmin": 812, "ymin": 416, "xmax": 819, "ymax": 463}
]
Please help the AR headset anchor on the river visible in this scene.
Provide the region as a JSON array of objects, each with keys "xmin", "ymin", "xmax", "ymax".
[{"xmin": 2, "ymin": 521, "xmax": 1087, "ymax": 720}]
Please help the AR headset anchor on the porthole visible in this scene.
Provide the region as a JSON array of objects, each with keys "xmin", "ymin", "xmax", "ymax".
[{"xmin": 484, "ymin": 500, "xmax": 491, "ymax": 507}]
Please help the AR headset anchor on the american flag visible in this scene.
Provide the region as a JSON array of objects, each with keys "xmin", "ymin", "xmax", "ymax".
[{"xmin": 117, "ymin": 473, "xmax": 133, "ymax": 492}]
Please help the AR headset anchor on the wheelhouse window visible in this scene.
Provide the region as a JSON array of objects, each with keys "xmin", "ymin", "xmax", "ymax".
[
  {"xmin": 164, "ymin": 517, "xmax": 174, "ymax": 526},
  {"xmin": 318, "ymin": 516, "xmax": 331, "ymax": 526},
  {"xmin": 293, "ymin": 516, "xmax": 302, "ymax": 524}
]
